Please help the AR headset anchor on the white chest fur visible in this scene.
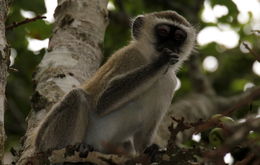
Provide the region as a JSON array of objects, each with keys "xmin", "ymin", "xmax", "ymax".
[{"xmin": 85, "ymin": 69, "xmax": 177, "ymax": 154}]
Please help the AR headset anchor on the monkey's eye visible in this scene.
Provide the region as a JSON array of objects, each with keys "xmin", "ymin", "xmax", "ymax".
[
  {"xmin": 156, "ymin": 24, "xmax": 171, "ymax": 37},
  {"xmin": 173, "ymin": 29, "xmax": 187, "ymax": 43}
]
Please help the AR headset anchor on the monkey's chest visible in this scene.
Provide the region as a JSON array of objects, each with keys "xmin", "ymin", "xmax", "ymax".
[{"xmin": 86, "ymin": 72, "xmax": 176, "ymax": 151}]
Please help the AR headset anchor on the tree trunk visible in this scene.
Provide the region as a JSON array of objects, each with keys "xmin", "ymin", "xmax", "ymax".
[
  {"xmin": 0, "ymin": 0, "xmax": 9, "ymax": 161},
  {"xmin": 18, "ymin": 0, "xmax": 108, "ymax": 163}
]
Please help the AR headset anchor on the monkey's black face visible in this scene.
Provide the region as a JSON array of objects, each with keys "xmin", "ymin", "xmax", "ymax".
[{"xmin": 154, "ymin": 24, "xmax": 187, "ymax": 53}]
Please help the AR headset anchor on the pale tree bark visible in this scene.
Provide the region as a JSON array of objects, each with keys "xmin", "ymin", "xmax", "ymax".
[
  {"xmin": 0, "ymin": 0, "xmax": 9, "ymax": 161},
  {"xmin": 18, "ymin": 0, "xmax": 109, "ymax": 163}
]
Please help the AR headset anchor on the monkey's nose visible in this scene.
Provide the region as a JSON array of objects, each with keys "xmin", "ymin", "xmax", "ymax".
[{"xmin": 173, "ymin": 29, "xmax": 187, "ymax": 44}]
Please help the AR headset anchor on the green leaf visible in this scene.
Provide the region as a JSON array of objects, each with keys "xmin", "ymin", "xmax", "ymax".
[
  {"xmin": 25, "ymin": 20, "xmax": 53, "ymax": 39},
  {"xmin": 13, "ymin": 0, "xmax": 46, "ymax": 14}
]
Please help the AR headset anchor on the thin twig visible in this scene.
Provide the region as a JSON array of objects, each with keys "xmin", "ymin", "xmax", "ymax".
[
  {"xmin": 6, "ymin": 15, "xmax": 47, "ymax": 31},
  {"xmin": 242, "ymin": 42, "xmax": 260, "ymax": 62},
  {"xmin": 193, "ymin": 86, "xmax": 260, "ymax": 133},
  {"xmin": 251, "ymin": 30, "xmax": 260, "ymax": 34},
  {"xmin": 8, "ymin": 67, "xmax": 18, "ymax": 72},
  {"xmin": 224, "ymin": 86, "xmax": 260, "ymax": 116}
]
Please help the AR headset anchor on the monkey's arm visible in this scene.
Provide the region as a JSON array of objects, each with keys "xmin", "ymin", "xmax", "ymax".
[
  {"xmin": 34, "ymin": 88, "xmax": 90, "ymax": 152},
  {"xmin": 97, "ymin": 49, "xmax": 178, "ymax": 115}
]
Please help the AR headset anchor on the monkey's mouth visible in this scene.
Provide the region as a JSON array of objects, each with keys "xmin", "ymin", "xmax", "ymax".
[
  {"xmin": 156, "ymin": 45, "xmax": 181, "ymax": 54},
  {"xmin": 170, "ymin": 47, "xmax": 181, "ymax": 54}
]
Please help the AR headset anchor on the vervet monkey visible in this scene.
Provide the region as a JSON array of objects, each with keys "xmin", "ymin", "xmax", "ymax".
[{"xmin": 34, "ymin": 10, "xmax": 196, "ymax": 156}]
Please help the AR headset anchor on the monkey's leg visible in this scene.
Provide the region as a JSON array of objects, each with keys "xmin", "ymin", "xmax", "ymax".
[
  {"xmin": 134, "ymin": 124, "xmax": 163, "ymax": 162},
  {"xmin": 133, "ymin": 130, "xmax": 154, "ymax": 154},
  {"xmin": 132, "ymin": 118, "xmax": 159, "ymax": 154},
  {"xmin": 35, "ymin": 88, "xmax": 91, "ymax": 152},
  {"xmin": 96, "ymin": 48, "xmax": 179, "ymax": 116}
]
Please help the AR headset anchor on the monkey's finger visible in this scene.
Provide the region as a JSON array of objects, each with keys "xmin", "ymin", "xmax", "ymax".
[
  {"xmin": 162, "ymin": 48, "xmax": 173, "ymax": 55},
  {"xmin": 79, "ymin": 150, "xmax": 89, "ymax": 158},
  {"xmin": 169, "ymin": 58, "xmax": 179, "ymax": 65},
  {"xmin": 76, "ymin": 143, "xmax": 94, "ymax": 158},
  {"xmin": 169, "ymin": 51, "xmax": 179, "ymax": 56},
  {"xmin": 74, "ymin": 143, "xmax": 81, "ymax": 152},
  {"xmin": 65, "ymin": 145, "xmax": 76, "ymax": 157},
  {"xmin": 169, "ymin": 53, "xmax": 179, "ymax": 59},
  {"xmin": 87, "ymin": 144, "xmax": 94, "ymax": 152}
]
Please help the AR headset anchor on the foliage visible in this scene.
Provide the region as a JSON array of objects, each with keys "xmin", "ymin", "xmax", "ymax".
[{"xmin": 5, "ymin": 0, "xmax": 48, "ymax": 150}]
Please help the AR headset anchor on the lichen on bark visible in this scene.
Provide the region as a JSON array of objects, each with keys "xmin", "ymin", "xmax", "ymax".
[{"xmin": 0, "ymin": 0, "xmax": 9, "ymax": 161}]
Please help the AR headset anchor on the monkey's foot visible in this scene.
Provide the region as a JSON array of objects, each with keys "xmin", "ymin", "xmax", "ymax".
[
  {"xmin": 144, "ymin": 144, "xmax": 163, "ymax": 162},
  {"xmin": 65, "ymin": 143, "xmax": 94, "ymax": 158},
  {"xmin": 76, "ymin": 143, "xmax": 94, "ymax": 158}
]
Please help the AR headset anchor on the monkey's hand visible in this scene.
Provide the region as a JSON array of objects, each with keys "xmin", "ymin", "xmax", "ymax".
[
  {"xmin": 34, "ymin": 88, "xmax": 91, "ymax": 152},
  {"xmin": 157, "ymin": 48, "xmax": 179, "ymax": 74},
  {"xmin": 96, "ymin": 48, "xmax": 177, "ymax": 116},
  {"xmin": 159, "ymin": 48, "xmax": 179, "ymax": 65}
]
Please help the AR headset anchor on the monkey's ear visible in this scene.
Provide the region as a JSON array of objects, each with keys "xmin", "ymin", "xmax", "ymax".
[{"xmin": 132, "ymin": 15, "xmax": 144, "ymax": 39}]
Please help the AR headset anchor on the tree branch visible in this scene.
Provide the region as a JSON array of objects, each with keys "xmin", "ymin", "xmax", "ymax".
[
  {"xmin": 242, "ymin": 42, "xmax": 260, "ymax": 62},
  {"xmin": 18, "ymin": 0, "xmax": 109, "ymax": 163},
  {"xmin": 18, "ymin": 149, "xmax": 129, "ymax": 165},
  {"xmin": 0, "ymin": 0, "xmax": 9, "ymax": 160},
  {"xmin": 216, "ymin": 86, "xmax": 260, "ymax": 116},
  {"xmin": 205, "ymin": 117, "xmax": 260, "ymax": 164},
  {"xmin": 156, "ymin": 86, "xmax": 260, "ymax": 145},
  {"xmin": 6, "ymin": 15, "xmax": 46, "ymax": 31}
]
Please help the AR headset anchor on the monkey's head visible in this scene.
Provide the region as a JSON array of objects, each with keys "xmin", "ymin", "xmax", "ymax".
[{"xmin": 132, "ymin": 11, "xmax": 196, "ymax": 61}]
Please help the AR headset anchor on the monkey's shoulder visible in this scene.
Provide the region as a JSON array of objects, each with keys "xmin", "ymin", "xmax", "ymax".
[
  {"xmin": 82, "ymin": 44, "xmax": 148, "ymax": 98},
  {"xmin": 110, "ymin": 44, "xmax": 148, "ymax": 71}
]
